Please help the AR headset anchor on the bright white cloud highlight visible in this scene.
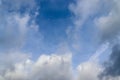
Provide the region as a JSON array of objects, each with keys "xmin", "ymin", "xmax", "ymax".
[
  {"xmin": 0, "ymin": 54, "xmax": 73, "ymax": 80},
  {"xmin": 77, "ymin": 61, "xmax": 102, "ymax": 80}
]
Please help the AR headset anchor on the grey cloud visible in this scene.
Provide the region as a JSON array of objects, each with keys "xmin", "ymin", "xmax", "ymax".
[
  {"xmin": 99, "ymin": 44, "xmax": 120, "ymax": 79},
  {"xmin": 95, "ymin": 0, "xmax": 120, "ymax": 41},
  {"xmin": 95, "ymin": 0, "xmax": 120, "ymax": 79}
]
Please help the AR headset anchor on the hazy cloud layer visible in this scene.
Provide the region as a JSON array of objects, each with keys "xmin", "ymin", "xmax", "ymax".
[
  {"xmin": 67, "ymin": 0, "xmax": 101, "ymax": 52},
  {"xmin": 0, "ymin": 0, "xmax": 39, "ymax": 52}
]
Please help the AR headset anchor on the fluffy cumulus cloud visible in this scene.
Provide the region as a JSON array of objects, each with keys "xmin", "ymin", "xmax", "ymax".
[
  {"xmin": 77, "ymin": 61, "xmax": 102, "ymax": 80},
  {"xmin": 0, "ymin": 54, "xmax": 73, "ymax": 80}
]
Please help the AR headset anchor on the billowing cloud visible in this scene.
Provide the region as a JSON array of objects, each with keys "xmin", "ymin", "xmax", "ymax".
[
  {"xmin": 0, "ymin": 54, "xmax": 73, "ymax": 80},
  {"xmin": 77, "ymin": 61, "xmax": 102, "ymax": 80},
  {"xmin": 69, "ymin": 0, "xmax": 100, "ymax": 28}
]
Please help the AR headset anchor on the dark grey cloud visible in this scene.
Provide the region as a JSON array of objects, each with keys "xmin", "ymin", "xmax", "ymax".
[
  {"xmin": 95, "ymin": 0, "xmax": 120, "ymax": 79},
  {"xmin": 99, "ymin": 44, "xmax": 120, "ymax": 80}
]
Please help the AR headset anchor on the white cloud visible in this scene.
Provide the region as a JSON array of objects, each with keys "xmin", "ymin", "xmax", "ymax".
[
  {"xmin": 77, "ymin": 61, "xmax": 120, "ymax": 80},
  {"xmin": 0, "ymin": 54, "xmax": 73, "ymax": 80},
  {"xmin": 77, "ymin": 61, "xmax": 102, "ymax": 80}
]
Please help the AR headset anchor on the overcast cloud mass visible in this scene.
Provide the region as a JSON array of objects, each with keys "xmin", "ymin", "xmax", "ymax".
[{"xmin": 1, "ymin": 0, "xmax": 120, "ymax": 80}]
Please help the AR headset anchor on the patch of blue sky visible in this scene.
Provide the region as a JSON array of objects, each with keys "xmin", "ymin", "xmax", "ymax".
[
  {"xmin": 30, "ymin": 0, "xmax": 73, "ymax": 53},
  {"xmin": 71, "ymin": 17, "xmax": 101, "ymax": 67},
  {"xmin": 21, "ymin": 0, "xmax": 74, "ymax": 59},
  {"xmin": 37, "ymin": 0, "xmax": 74, "ymax": 19}
]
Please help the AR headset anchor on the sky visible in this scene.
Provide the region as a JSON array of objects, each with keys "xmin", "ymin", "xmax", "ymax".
[{"xmin": 1, "ymin": 0, "xmax": 120, "ymax": 80}]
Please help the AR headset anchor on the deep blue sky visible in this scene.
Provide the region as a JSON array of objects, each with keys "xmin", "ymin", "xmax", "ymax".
[{"xmin": 34, "ymin": 0, "xmax": 74, "ymax": 53}]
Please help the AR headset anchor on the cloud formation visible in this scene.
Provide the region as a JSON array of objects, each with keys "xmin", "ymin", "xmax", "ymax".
[
  {"xmin": 0, "ymin": 0, "xmax": 39, "ymax": 52},
  {"xmin": 67, "ymin": 0, "xmax": 101, "ymax": 52},
  {"xmin": 95, "ymin": 0, "xmax": 120, "ymax": 41},
  {"xmin": 77, "ymin": 61, "xmax": 102, "ymax": 80},
  {"xmin": 100, "ymin": 44, "xmax": 120, "ymax": 80},
  {"xmin": 0, "ymin": 54, "xmax": 73, "ymax": 80},
  {"xmin": 2, "ymin": 0, "xmax": 120, "ymax": 80},
  {"xmin": 69, "ymin": 0, "xmax": 120, "ymax": 79},
  {"xmin": 95, "ymin": 0, "xmax": 120, "ymax": 79}
]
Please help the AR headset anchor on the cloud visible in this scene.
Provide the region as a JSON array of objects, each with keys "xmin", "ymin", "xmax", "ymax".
[
  {"xmin": 95, "ymin": 0, "xmax": 120, "ymax": 41},
  {"xmin": 77, "ymin": 61, "xmax": 102, "ymax": 80},
  {"xmin": 0, "ymin": 52, "xmax": 30, "ymax": 80},
  {"xmin": 0, "ymin": 54, "xmax": 73, "ymax": 80},
  {"xmin": 0, "ymin": 0, "xmax": 40, "ymax": 52},
  {"xmin": 69, "ymin": 0, "xmax": 100, "ymax": 28},
  {"xmin": 2, "ymin": 0, "xmax": 120, "ymax": 80},
  {"xmin": 99, "ymin": 44, "xmax": 120, "ymax": 79},
  {"xmin": 0, "ymin": 14, "xmax": 29, "ymax": 51},
  {"xmin": 0, "ymin": 0, "xmax": 74, "ymax": 80},
  {"xmin": 89, "ymin": 42, "xmax": 109, "ymax": 61},
  {"xmin": 94, "ymin": 0, "xmax": 120, "ymax": 79},
  {"xmin": 1, "ymin": 0, "xmax": 36, "ymax": 11},
  {"xmin": 67, "ymin": 0, "xmax": 101, "ymax": 51}
]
